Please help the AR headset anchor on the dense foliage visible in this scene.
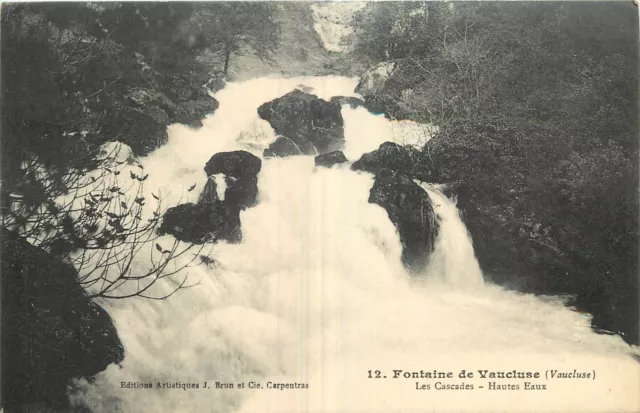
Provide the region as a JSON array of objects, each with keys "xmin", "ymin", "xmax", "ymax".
[
  {"xmin": 350, "ymin": 2, "xmax": 639, "ymax": 343},
  {"xmin": 1, "ymin": 2, "xmax": 281, "ymax": 298}
]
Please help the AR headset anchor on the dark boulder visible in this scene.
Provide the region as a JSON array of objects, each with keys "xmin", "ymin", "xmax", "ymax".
[
  {"xmin": 116, "ymin": 86, "xmax": 219, "ymax": 156},
  {"xmin": 315, "ymin": 151, "xmax": 348, "ymax": 168},
  {"xmin": 264, "ymin": 136, "xmax": 303, "ymax": 158},
  {"xmin": 204, "ymin": 151, "xmax": 261, "ymax": 211},
  {"xmin": 126, "ymin": 87, "xmax": 218, "ymax": 129},
  {"xmin": 158, "ymin": 73, "xmax": 208, "ymax": 103},
  {"xmin": 359, "ymin": 95, "xmax": 410, "ymax": 121},
  {"xmin": 119, "ymin": 106, "xmax": 169, "ymax": 156},
  {"xmin": 369, "ymin": 169, "xmax": 439, "ymax": 273},
  {"xmin": 113, "ymin": 70, "xmax": 219, "ymax": 156},
  {"xmin": 204, "ymin": 150, "xmax": 262, "ymax": 179},
  {"xmin": 362, "ymin": 95, "xmax": 401, "ymax": 118},
  {"xmin": 352, "ymin": 142, "xmax": 430, "ymax": 181},
  {"xmin": 178, "ymin": 98, "xmax": 220, "ymax": 127},
  {"xmin": 158, "ymin": 202, "xmax": 242, "ymax": 244},
  {"xmin": 198, "ymin": 174, "xmax": 259, "ymax": 211},
  {"xmin": 290, "ymin": 136, "xmax": 317, "ymax": 156},
  {"xmin": 127, "ymin": 87, "xmax": 181, "ymax": 118},
  {"xmin": 257, "ymin": 89, "xmax": 345, "ymax": 155},
  {"xmin": 330, "ymin": 96, "xmax": 364, "ymax": 109},
  {"xmin": 1, "ymin": 231, "xmax": 124, "ymax": 411},
  {"xmin": 224, "ymin": 175, "xmax": 259, "ymax": 211},
  {"xmin": 161, "ymin": 151, "xmax": 262, "ymax": 244}
]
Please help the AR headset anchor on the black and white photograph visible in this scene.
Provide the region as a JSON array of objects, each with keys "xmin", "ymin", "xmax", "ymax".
[{"xmin": 1, "ymin": 1, "xmax": 639, "ymax": 412}]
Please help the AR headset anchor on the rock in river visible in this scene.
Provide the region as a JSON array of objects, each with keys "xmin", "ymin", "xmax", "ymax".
[{"xmin": 258, "ymin": 89, "xmax": 345, "ymax": 155}]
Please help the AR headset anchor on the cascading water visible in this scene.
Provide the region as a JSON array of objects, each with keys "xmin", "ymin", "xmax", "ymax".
[
  {"xmin": 419, "ymin": 184, "xmax": 484, "ymax": 290},
  {"xmin": 70, "ymin": 76, "xmax": 639, "ymax": 413}
]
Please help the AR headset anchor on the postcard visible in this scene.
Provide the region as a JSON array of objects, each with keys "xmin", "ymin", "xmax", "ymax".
[{"xmin": 1, "ymin": 2, "xmax": 639, "ymax": 412}]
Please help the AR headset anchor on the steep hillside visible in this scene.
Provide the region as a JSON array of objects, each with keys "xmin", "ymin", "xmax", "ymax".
[{"xmin": 209, "ymin": 3, "xmax": 357, "ymax": 80}]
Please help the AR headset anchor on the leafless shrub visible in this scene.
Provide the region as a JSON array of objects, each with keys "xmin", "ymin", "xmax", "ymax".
[{"xmin": 3, "ymin": 144, "xmax": 205, "ymax": 300}]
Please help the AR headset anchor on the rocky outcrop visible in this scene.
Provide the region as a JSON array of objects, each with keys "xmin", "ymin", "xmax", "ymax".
[
  {"xmin": 264, "ymin": 136, "xmax": 303, "ymax": 158},
  {"xmin": 119, "ymin": 76, "xmax": 219, "ymax": 156},
  {"xmin": 361, "ymin": 95, "xmax": 406, "ymax": 120},
  {"xmin": 158, "ymin": 202, "xmax": 242, "ymax": 244},
  {"xmin": 315, "ymin": 151, "xmax": 348, "ymax": 168},
  {"xmin": 1, "ymin": 230, "xmax": 124, "ymax": 411},
  {"xmin": 73, "ymin": 54, "xmax": 219, "ymax": 157},
  {"xmin": 224, "ymin": 175, "xmax": 259, "ymax": 212},
  {"xmin": 355, "ymin": 61, "xmax": 397, "ymax": 96},
  {"xmin": 179, "ymin": 99, "xmax": 219, "ymax": 126},
  {"xmin": 257, "ymin": 89, "xmax": 345, "ymax": 155},
  {"xmin": 127, "ymin": 87, "xmax": 181, "ymax": 117},
  {"xmin": 352, "ymin": 143, "xmax": 438, "ymax": 272},
  {"xmin": 157, "ymin": 73, "xmax": 220, "ymax": 127},
  {"xmin": 224, "ymin": 3, "xmax": 351, "ymax": 80},
  {"xmin": 311, "ymin": 2, "xmax": 366, "ymax": 53},
  {"xmin": 368, "ymin": 169, "xmax": 438, "ymax": 273},
  {"xmin": 159, "ymin": 73, "xmax": 205, "ymax": 102},
  {"xmin": 58, "ymin": 30, "xmax": 218, "ymax": 157},
  {"xmin": 330, "ymin": 96, "xmax": 364, "ymax": 109},
  {"xmin": 352, "ymin": 142, "xmax": 430, "ymax": 181},
  {"xmin": 205, "ymin": 150, "xmax": 262, "ymax": 179},
  {"xmin": 205, "ymin": 151, "xmax": 261, "ymax": 210},
  {"xmin": 160, "ymin": 151, "xmax": 261, "ymax": 243},
  {"xmin": 352, "ymin": 62, "xmax": 414, "ymax": 120},
  {"xmin": 119, "ymin": 106, "xmax": 170, "ymax": 156}
]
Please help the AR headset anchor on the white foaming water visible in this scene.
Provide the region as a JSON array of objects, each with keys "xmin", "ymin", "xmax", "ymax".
[
  {"xmin": 70, "ymin": 76, "xmax": 640, "ymax": 413},
  {"xmin": 419, "ymin": 183, "xmax": 484, "ymax": 290},
  {"xmin": 213, "ymin": 174, "xmax": 228, "ymax": 201},
  {"xmin": 342, "ymin": 107, "xmax": 436, "ymax": 160},
  {"xmin": 138, "ymin": 75, "xmax": 360, "ymax": 210}
]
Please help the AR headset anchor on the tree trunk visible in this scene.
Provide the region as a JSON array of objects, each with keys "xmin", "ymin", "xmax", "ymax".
[{"xmin": 223, "ymin": 44, "xmax": 231, "ymax": 76}]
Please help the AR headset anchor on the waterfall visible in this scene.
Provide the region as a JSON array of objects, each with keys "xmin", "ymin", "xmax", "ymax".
[
  {"xmin": 419, "ymin": 183, "xmax": 484, "ymax": 290},
  {"xmin": 70, "ymin": 76, "xmax": 640, "ymax": 413}
]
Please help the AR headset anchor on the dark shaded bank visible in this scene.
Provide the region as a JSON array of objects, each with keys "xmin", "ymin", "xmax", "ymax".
[
  {"xmin": 347, "ymin": 1, "xmax": 639, "ymax": 344},
  {"xmin": 1, "ymin": 230, "xmax": 124, "ymax": 410},
  {"xmin": 427, "ymin": 119, "xmax": 639, "ymax": 344}
]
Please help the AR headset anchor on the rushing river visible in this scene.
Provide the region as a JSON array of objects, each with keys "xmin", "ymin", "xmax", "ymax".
[{"xmin": 71, "ymin": 76, "xmax": 639, "ymax": 413}]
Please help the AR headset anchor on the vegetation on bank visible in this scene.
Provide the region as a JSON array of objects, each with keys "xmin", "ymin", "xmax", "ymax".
[
  {"xmin": 349, "ymin": 2, "xmax": 639, "ymax": 343},
  {"xmin": 1, "ymin": 2, "xmax": 282, "ymax": 297}
]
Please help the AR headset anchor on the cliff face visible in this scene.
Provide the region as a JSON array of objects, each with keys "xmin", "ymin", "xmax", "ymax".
[{"xmin": 217, "ymin": 3, "xmax": 357, "ymax": 80}]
